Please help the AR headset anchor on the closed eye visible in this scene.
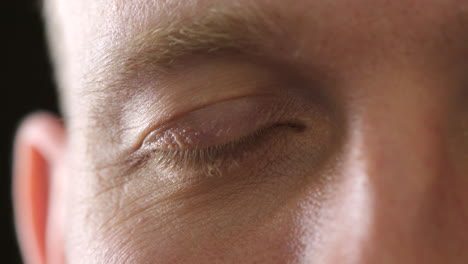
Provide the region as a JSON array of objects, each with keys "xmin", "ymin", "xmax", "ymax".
[
  {"xmin": 149, "ymin": 122, "xmax": 304, "ymax": 172},
  {"xmin": 135, "ymin": 95, "xmax": 306, "ymax": 176}
]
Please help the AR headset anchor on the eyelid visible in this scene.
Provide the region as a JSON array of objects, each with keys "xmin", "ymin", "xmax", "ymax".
[
  {"xmin": 153, "ymin": 122, "xmax": 300, "ymax": 169},
  {"xmin": 140, "ymin": 95, "xmax": 297, "ymax": 151}
]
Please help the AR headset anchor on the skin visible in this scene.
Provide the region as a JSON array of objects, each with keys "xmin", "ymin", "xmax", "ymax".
[{"xmin": 13, "ymin": 0, "xmax": 468, "ymax": 263}]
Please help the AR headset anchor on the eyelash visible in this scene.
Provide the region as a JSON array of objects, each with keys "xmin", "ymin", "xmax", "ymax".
[{"xmin": 145, "ymin": 122, "xmax": 304, "ymax": 175}]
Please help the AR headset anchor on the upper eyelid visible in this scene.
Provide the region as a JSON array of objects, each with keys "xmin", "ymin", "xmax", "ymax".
[
  {"xmin": 139, "ymin": 122, "xmax": 304, "ymax": 177},
  {"xmin": 138, "ymin": 95, "xmax": 297, "ymax": 151},
  {"xmin": 130, "ymin": 93, "xmax": 272, "ymax": 151},
  {"xmin": 133, "ymin": 94, "xmax": 307, "ymax": 175}
]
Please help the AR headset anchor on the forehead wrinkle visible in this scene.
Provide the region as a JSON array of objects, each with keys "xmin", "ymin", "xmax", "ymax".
[{"xmin": 87, "ymin": 3, "xmax": 286, "ymax": 95}]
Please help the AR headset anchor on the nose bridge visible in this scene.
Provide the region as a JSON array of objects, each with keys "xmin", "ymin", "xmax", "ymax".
[
  {"xmin": 355, "ymin": 83, "xmax": 449, "ymax": 214},
  {"xmin": 352, "ymin": 105, "xmax": 444, "ymax": 258},
  {"xmin": 316, "ymin": 82, "xmax": 456, "ymax": 263}
]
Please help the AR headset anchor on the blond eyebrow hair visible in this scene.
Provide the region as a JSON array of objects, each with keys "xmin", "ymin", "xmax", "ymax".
[{"xmin": 90, "ymin": 5, "xmax": 285, "ymax": 92}]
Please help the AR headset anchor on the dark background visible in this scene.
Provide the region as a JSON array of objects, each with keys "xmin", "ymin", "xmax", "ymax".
[{"xmin": 4, "ymin": 1, "xmax": 58, "ymax": 262}]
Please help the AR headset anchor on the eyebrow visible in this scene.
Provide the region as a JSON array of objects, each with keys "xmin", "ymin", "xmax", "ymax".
[{"xmin": 90, "ymin": 5, "xmax": 286, "ymax": 92}]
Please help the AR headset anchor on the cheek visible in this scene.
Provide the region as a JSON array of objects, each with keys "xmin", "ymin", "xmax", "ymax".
[{"xmin": 64, "ymin": 142, "xmax": 335, "ymax": 264}]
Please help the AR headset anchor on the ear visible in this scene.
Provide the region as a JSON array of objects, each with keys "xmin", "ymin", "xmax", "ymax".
[{"xmin": 13, "ymin": 112, "xmax": 67, "ymax": 264}]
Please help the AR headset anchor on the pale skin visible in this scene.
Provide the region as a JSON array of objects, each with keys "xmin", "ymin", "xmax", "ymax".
[{"xmin": 13, "ymin": 0, "xmax": 468, "ymax": 263}]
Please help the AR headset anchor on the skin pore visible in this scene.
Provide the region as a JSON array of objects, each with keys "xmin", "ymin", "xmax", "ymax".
[{"xmin": 13, "ymin": 0, "xmax": 468, "ymax": 263}]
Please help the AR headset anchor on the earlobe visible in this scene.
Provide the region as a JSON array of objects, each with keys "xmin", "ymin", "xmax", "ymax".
[{"xmin": 13, "ymin": 112, "xmax": 66, "ymax": 264}]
